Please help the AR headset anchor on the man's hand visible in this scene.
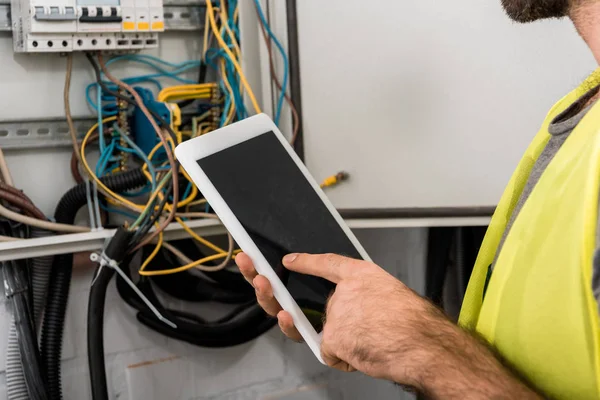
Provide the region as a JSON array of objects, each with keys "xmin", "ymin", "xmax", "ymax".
[{"xmin": 236, "ymin": 252, "xmax": 541, "ymax": 398}]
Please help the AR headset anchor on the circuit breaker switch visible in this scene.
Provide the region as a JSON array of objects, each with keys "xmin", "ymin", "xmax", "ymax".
[{"xmin": 34, "ymin": 5, "xmax": 78, "ymax": 20}]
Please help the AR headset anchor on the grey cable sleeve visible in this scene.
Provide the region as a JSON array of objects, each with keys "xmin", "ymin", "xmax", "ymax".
[{"xmin": 6, "ymin": 228, "xmax": 54, "ymax": 400}]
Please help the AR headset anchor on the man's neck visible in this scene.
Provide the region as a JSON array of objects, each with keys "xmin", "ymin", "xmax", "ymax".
[{"xmin": 571, "ymin": 2, "xmax": 600, "ymax": 65}]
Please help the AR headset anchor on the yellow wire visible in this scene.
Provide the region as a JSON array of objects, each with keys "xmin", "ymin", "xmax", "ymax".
[
  {"xmin": 219, "ymin": 11, "xmax": 241, "ymax": 61},
  {"xmin": 175, "ymin": 216, "xmax": 226, "ymax": 253},
  {"xmin": 139, "ymin": 225, "xmax": 163, "ymax": 272},
  {"xmin": 184, "ymin": 198, "xmax": 207, "ymax": 213},
  {"xmin": 219, "ymin": 4, "xmax": 244, "ymax": 103},
  {"xmin": 203, "ymin": 6, "xmax": 213, "ymax": 59},
  {"xmin": 162, "ymin": 93, "xmax": 212, "ymax": 103},
  {"xmin": 158, "ymin": 91, "xmax": 213, "ymax": 103},
  {"xmin": 157, "ymin": 84, "xmax": 215, "ymax": 102},
  {"xmin": 196, "ymin": 122, "xmax": 212, "ymax": 136},
  {"xmin": 206, "ymin": 0, "xmax": 262, "ymax": 114},
  {"xmin": 139, "ymin": 252, "xmax": 229, "ymax": 276},
  {"xmin": 186, "ymin": 198, "xmax": 207, "ymax": 208},
  {"xmin": 220, "ymin": 58, "xmax": 237, "ymax": 125}
]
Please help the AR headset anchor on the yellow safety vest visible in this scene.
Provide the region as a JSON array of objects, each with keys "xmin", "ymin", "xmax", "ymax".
[{"xmin": 459, "ymin": 70, "xmax": 600, "ymax": 400}]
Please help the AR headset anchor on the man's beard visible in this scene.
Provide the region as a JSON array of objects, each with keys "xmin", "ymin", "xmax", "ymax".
[{"xmin": 501, "ymin": 0, "xmax": 570, "ymax": 22}]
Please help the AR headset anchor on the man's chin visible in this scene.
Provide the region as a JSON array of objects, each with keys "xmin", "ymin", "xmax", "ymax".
[{"xmin": 501, "ymin": 0, "xmax": 570, "ymax": 23}]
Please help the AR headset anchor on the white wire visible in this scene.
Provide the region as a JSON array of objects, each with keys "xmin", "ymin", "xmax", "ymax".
[
  {"xmin": 92, "ymin": 179, "xmax": 103, "ymax": 230},
  {"xmin": 85, "ymin": 178, "xmax": 96, "ymax": 230}
]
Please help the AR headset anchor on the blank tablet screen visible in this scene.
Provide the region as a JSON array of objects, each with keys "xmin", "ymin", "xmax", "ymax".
[{"xmin": 197, "ymin": 131, "xmax": 363, "ymax": 331}]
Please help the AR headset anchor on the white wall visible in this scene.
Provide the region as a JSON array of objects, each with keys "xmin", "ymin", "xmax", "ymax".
[{"xmin": 0, "ymin": 228, "xmax": 427, "ymax": 399}]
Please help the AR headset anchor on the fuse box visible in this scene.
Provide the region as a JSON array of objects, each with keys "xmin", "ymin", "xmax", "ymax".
[{"xmin": 10, "ymin": 0, "xmax": 164, "ymax": 52}]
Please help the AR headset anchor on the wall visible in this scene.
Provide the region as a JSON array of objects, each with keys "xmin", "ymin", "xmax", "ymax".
[{"xmin": 0, "ymin": 228, "xmax": 427, "ymax": 399}]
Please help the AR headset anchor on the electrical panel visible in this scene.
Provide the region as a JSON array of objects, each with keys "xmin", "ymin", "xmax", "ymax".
[{"xmin": 10, "ymin": 0, "xmax": 164, "ymax": 52}]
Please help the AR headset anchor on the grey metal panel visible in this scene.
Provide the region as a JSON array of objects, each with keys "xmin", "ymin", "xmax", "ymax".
[{"xmin": 292, "ymin": 0, "xmax": 596, "ymax": 210}]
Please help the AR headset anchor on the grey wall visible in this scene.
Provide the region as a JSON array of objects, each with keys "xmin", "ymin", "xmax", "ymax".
[{"xmin": 0, "ymin": 228, "xmax": 427, "ymax": 399}]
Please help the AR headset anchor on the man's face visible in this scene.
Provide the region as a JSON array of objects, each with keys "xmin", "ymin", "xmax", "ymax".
[{"xmin": 501, "ymin": 0, "xmax": 570, "ymax": 22}]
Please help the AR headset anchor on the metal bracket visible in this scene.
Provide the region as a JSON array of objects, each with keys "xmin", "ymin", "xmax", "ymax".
[
  {"xmin": 0, "ymin": 117, "xmax": 97, "ymax": 149},
  {"xmin": 0, "ymin": 3, "xmax": 205, "ymax": 32},
  {"xmin": 163, "ymin": 5, "xmax": 203, "ymax": 30},
  {"xmin": 0, "ymin": 3, "xmax": 9, "ymax": 31}
]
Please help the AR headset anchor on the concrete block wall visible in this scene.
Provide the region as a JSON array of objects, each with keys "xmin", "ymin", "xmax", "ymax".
[{"xmin": 0, "ymin": 228, "xmax": 427, "ymax": 399}]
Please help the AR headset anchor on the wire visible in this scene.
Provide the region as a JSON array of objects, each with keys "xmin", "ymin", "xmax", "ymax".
[
  {"xmin": 0, "ymin": 148, "xmax": 14, "ymax": 186},
  {"xmin": 139, "ymin": 252, "xmax": 230, "ymax": 276},
  {"xmin": 206, "ymin": 0, "xmax": 262, "ymax": 114},
  {"xmin": 253, "ymin": 0, "xmax": 289, "ymax": 125},
  {"xmin": 175, "ymin": 217, "xmax": 226, "ymax": 254},
  {"xmin": 112, "ymin": 124, "xmax": 157, "ymax": 191},
  {"xmin": 139, "ymin": 224, "xmax": 163, "ymax": 272},
  {"xmin": 98, "ymin": 53, "xmax": 179, "ymax": 245},
  {"xmin": 85, "ymin": 179, "xmax": 97, "ymax": 230},
  {"xmin": 255, "ymin": 2, "xmax": 300, "ymax": 143}
]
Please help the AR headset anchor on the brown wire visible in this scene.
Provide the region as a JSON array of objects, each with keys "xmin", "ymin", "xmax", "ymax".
[
  {"xmin": 96, "ymin": 53, "xmax": 179, "ymax": 249},
  {"xmin": 0, "ymin": 181, "xmax": 37, "ymax": 205},
  {"xmin": 0, "ymin": 189, "xmax": 46, "ymax": 220},
  {"xmin": 254, "ymin": 3, "xmax": 300, "ymax": 144},
  {"xmin": 70, "ymin": 150, "xmax": 84, "ymax": 184}
]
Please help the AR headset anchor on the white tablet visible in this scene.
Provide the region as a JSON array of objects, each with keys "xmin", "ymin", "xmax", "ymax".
[{"xmin": 175, "ymin": 113, "xmax": 370, "ymax": 363}]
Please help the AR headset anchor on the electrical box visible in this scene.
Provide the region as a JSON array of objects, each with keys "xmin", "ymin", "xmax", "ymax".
[{"xmin": 10, "ymin": 0, "xmax": 164, "ymax": 52}]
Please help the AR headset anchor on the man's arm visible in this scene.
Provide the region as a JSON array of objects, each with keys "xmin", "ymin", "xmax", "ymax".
[
  {"xmin": 411, "ymin": 305, "xmax": 539, "ymax": 398},
  {"xmin": 237, "ymin": 252, "xmax": 542, "ymax": 399}
]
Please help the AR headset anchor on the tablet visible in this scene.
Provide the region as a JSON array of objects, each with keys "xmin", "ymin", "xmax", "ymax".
[{"xmin": 175, "ymin": 114, "xmax": 370, "ymax": 363}]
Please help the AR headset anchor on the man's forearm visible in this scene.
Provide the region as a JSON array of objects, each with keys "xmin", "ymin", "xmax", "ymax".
[{"xmin": 395, "ymin": 307, "xmax": 542, "ymax": 399}]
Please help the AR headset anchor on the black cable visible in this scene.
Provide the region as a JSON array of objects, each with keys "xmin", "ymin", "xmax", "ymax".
[
  {"xmin": 145, "ymin": 239, "xmax": 254, "ymax": 303},
  {"xmin": 115, "ymin": 241, "xmax": 276, "ymax": 348},
  {"xmin": 285, "ymin": 0, "xmax": 305, "ymax": 160},
  {"xmin": 87, "ymin": 266, "xmax": 114, "ymax": 400},
  {"xmin": 1, "ymin": 221, "xmax": 48, "ymax": 400},
  {"xmin": 88, "ymin": 226, "xmax": 134, "ymax": 400},
  {"xmin": 41, "ymin": 169, "xmax": 147, "ymax": 400}
]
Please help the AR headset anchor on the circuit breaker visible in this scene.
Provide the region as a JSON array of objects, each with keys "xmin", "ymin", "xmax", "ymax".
[{"xmin": 10, "ymin": 0, "xmax": 164, "ymax": 52}]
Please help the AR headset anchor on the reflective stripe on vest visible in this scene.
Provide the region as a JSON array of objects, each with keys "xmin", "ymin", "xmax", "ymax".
[{"xmin": 458, "ymin": 69, "xmax": 600, "ymax": 400}]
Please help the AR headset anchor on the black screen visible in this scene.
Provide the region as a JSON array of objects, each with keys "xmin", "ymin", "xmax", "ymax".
[{"xmin": 197, "ymin": 132, "xmax": 363, "ymax": 331}]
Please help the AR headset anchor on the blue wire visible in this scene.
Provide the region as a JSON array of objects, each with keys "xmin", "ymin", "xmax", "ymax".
[
  {"xmin": 86, "ymin": 56, "xmax": 201, "ymax": 113},
  {"xmin": 96, "ymin": 140, "xmax": 116, "ymax": 177},
  {"xmin": 113, "ymin": 124, "xmax": 157, "ymax": 191},
  {"xmin": 183, "ymin": 182, "xmax": 193, "ymax": 198},
  {"xmin": 99, "ymin": 202, "xmax": 139, "ymax": 219},
  {"xmin": 252, "ymin": 0, "xmax": 289, "ymax": 125},
  {"xmin": 106, "ymin": 54, "xmax": 200, "ymax": 70},
  {"xmin": 97, "ymin": 84, "xmax": 105, "ymax": 151},
  {"xmin": 115, "ymin": 144, "xmax": 138, "ymax": 154}
]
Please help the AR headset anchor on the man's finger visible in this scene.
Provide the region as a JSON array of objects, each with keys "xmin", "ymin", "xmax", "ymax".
[
  {"xmin": 253, "ymin": 275, "xmax": 282, "ymax": 317},
  {"xmin": 235, "ymin": 252, "xmax": 258, "ymax": 286},
  {"xmin": 282, "ymin": 253, "xmax": 355, "ymax": 283},
  {"xmin": 277, "ymin": 310, "xmax": 303, "ymax": 342}
]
